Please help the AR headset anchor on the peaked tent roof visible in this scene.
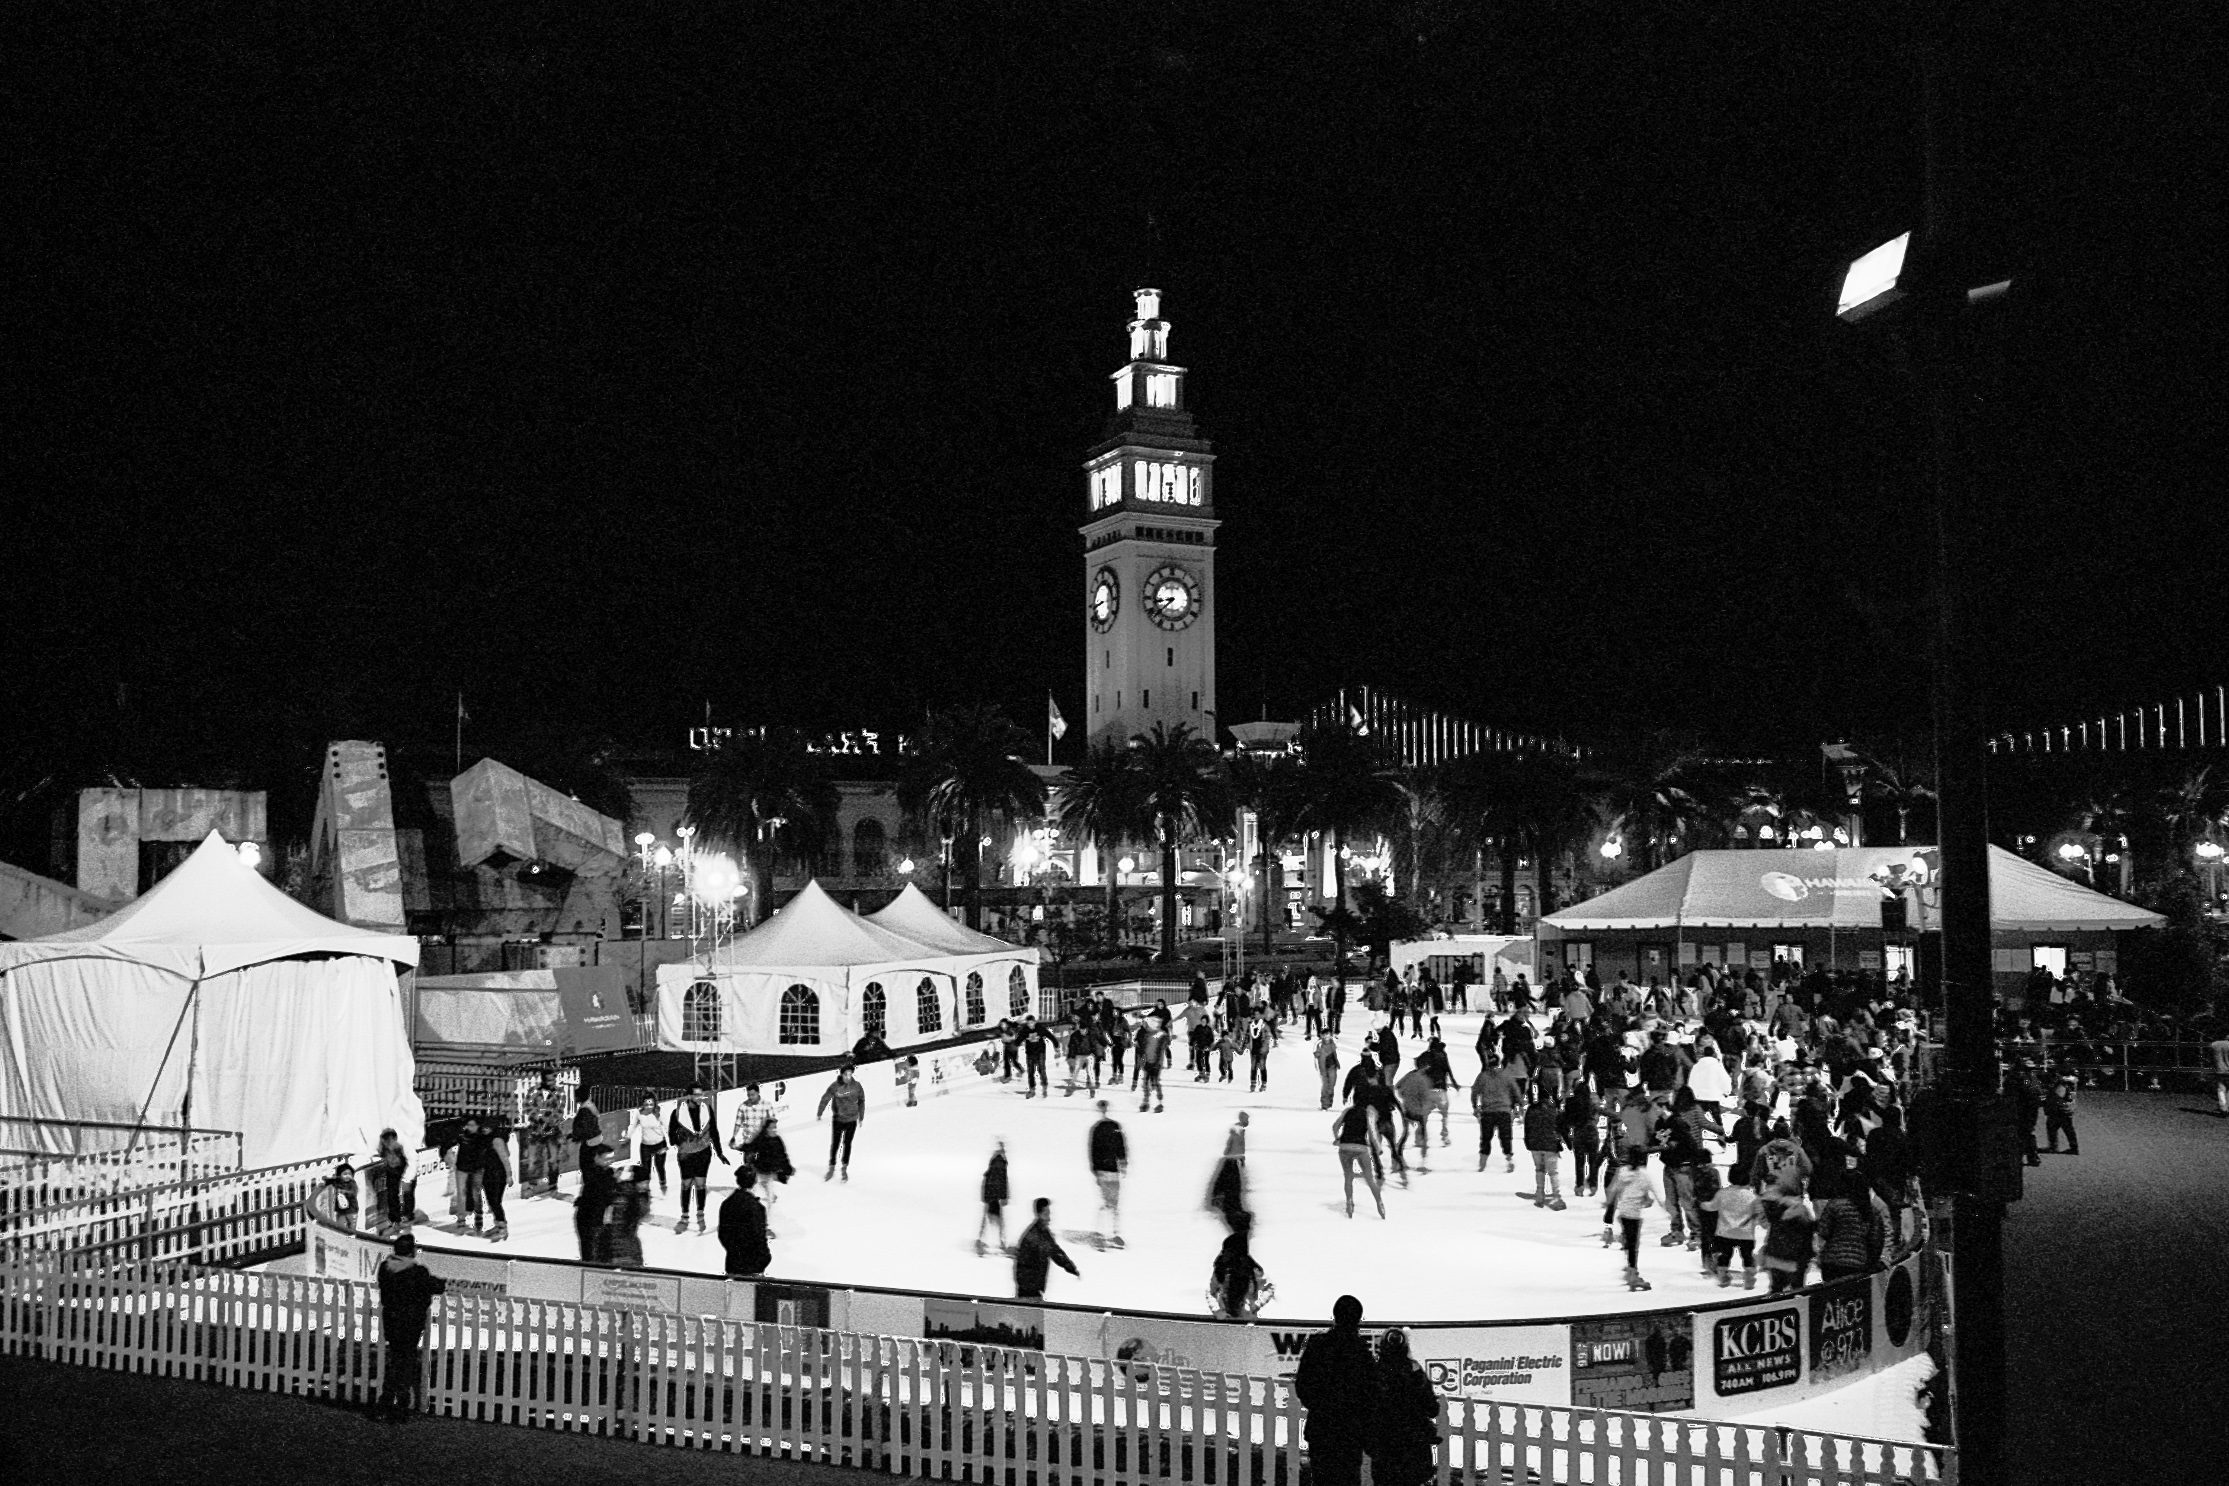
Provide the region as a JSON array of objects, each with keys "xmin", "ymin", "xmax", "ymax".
[
  {"xmin": 0, "ymin": 831, "xmax": 422, "ymax": 978},
  {"xmin": 866, "ymin": 882, "xmax": 1027, "ymax": 956},
  {"xmin": 1542, "ymin": 845, "xmax": 2164, "ymax": 933},
  {"xmin": 713, "ymin": 879, "xmax": 950, "ymax": 970}
]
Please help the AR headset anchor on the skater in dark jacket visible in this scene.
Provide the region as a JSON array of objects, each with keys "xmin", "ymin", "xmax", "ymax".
[
  {"xmin": 977, "ymin": 1142, "xmax": 1011, "ymax": 1255},
  {"xmin": 1522, "ymin": 1083, "xmax": 1567, "ymax": 1208},
  {"xmin": 1013, "ymin": 1197, "xmax": 1080, "ymax": 1299},
  {"xmin": 1560, "ymin": 1082, "xmax": 1606, "ymax": 1197},
  {"xmin": 717, "ymin": 1169, "xmax": 773, "ymax": 1277}
]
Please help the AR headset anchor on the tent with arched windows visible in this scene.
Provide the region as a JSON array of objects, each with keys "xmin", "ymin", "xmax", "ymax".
[{"xmin": 654, "ymin": 880, "xmax": 1040, "ymax": 1057}]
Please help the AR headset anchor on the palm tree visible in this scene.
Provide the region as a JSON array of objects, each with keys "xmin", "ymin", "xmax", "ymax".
[
  {"xmin": 1056, "ymin": 738, "xmax": 1155, "ymax": 950},
  {"xmin": 2160, "ymin": 766, "xmax": 2229, "ymax": 857},
  {"xmin": 1227, "ymin": 747, "xmax": 1310, "ymax": 958},
  {"xmin": 1589, "ymin": 731, "xmax": 1716, "ymax": 870},
  {"xmin": 2075, "ymin": 785, "xmax": 2141, "ymax": 898},
  {"xmin": 900, "ymin": 705, "xmax": 1049, "ymax": 931},
  {"xmin": 1128, "ymin": 723, "xmax": 1232, "ymax": 963},
  {"xmin": 1506, "ymin": 750, "xmax": 1600, "ymax": 919},
  {"xmin": 1293, "ymin": 720, "xmax": 1403, "ymax": 967},
  {"xmin": 684, "ymin": 728, "xmax": 840, "ymax": 924},
  {"xmin": 1860, "ymin": 749, "xmax": 1937, "ymax": 846}
]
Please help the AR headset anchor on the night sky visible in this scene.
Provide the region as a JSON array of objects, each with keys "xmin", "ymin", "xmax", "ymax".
[{"xmin": 6, "ymin": 2, "xmax": 2220, "ymax": 793}]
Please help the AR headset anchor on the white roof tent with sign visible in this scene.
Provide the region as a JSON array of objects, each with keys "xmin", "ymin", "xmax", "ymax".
[
  {"xmin": 655, "ymin": 882, "xmax": 1040, "ymax": 1057},
  {"xmin": 1538, "ymin": 846, "xmax": 2160, "ymax": 997}
]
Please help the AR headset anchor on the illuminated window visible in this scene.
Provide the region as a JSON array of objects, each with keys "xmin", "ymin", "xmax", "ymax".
[
  {"xmin": 779, "ymin": 984, "xmax": 820, "ymax": 1045},
  {"xmin": 1008, "ymin": 966, "xmax": 1030, "ymax": 1018},
  {"xmin": 1115, "ymin": 369, "xmax": 1134, "ymax": 410},
  {"xmin": 1146, "ymin": 373, "xmax": 1177, "ymax": 408},
  {"xmin": 861, "ymin": 982, "xmax": 887, "ymax": 1040},
  {"xmin": 852, "ymin": 819, "xmax": 888, "ymax": 876},
  {"xmin": 916, "ymin": 977, "xmax": 943, "ymax": 1035},
  {"xmin": 682, "ymin": 979, "xmax": 721, "ymax": 1042},
  {"xmin": 965, "ymin": 972, "xmax": 986, "ymax": 1025}
]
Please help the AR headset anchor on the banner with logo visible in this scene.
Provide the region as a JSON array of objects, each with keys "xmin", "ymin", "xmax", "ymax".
[
  {"xmin": 1412, "ymin": 1324, "xmax": 1572, "ymax": 1408},
  {"xmin": 1571, "ymin": 1313, "xmax": 1695, "ymax": 1412},
  {"xmin": 1689, "ymin": 1253, "xmax": 1932, "ymax": 1414}
]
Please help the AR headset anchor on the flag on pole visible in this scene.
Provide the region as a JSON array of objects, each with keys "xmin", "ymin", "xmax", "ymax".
[{"xmin": 1048, "ymin": 694, "xmax": 1068, "ymax": 740}]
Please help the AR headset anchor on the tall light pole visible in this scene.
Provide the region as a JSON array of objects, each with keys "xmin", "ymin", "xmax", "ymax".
[{"xmin": 1836, "ymin": 52, "xmax": 2020, "ymax": 1479}]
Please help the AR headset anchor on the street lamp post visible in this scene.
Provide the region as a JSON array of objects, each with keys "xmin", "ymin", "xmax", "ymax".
[{"xmin": 2196, "ymin": 840, "xmax": 2224, "ymax": 909}]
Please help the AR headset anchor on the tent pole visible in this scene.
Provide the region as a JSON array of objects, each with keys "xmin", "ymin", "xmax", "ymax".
[
  {"xmin": 181, "ymin": 978, "xmax": 204, "ymax": 1185},
  {"xmin": 121, "ymin": 978, "xmax": 200, "ymax": 1169}
]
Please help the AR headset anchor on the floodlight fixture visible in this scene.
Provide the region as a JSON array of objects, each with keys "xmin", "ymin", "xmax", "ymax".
[{"xmin": 1837, "ymin": 232, "xmax": 1910, "ymax": 321}]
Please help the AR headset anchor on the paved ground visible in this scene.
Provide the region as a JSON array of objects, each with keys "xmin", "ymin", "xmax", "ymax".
[
  {"xmin": 0, "ymin": 1352, "xmax": 859, "ymax": 1486},
  {"xmin": 2001, "ymin": 1090, "xmax": 2229, "ymax": 1483},
  {"xmin": 6, "ymin": 1090, "xmax": 2218, "ymax": 1483}
]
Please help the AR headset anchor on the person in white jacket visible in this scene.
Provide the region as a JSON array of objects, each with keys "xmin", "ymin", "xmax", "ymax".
[
  {"xmin": 1685, "ymin": 1037, "xmax": 1734, "ymax": 1141},
  {"xmin": 627, "ymin": 1099, "xmax": 670, "ymax": 1197}
]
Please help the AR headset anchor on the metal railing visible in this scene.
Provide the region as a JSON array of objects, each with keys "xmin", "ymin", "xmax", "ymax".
[
  {"xmin": 413, "ymin": 1062, "xmax": 575, "ymax": 1124},
  {"xmin": 0, "ymin": 1156, "xmax": 329, "ymax": 1268},
  {"xmin": 0, "ymin": 1254, "xmax": 1948, "ymax": 1486}
]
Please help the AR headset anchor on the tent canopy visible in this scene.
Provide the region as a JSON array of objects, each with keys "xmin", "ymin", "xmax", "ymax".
[
  {"xmin": 867, "ymin": 882, "xmax": 1033, "ymax": 958},
  {"xmin": 0, "ymin": 831, "xmax": 420, "ymax": 979},
  {"xmin": 1541, "ymin": 845, "xmax": 2164, "ymax": 934},
  {"xmin": 718, "ymin": 879, "xmax": 950, "ymax": 970}
]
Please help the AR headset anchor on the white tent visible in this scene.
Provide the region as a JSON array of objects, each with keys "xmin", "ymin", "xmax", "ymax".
[
  {"xmin": 1542, "ymin": 845, "xmax": 2163, "ymax": 933},
  {"xmin": 657, "ymin": 881, "xmax": 1040, "ymax": 1055},
  {"xmin": 0, "ymin": 831, "xmax": 424, "ymax": 1167}
]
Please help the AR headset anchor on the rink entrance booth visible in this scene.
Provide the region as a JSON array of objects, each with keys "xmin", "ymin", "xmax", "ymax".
[{"xmin": 0, "ymin": 1118, "xmax": 1953, "ymax": 1486}]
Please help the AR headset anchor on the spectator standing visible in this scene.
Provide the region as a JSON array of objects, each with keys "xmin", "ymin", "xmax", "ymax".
[
  {"xmin": 718, "ymin": 1168, "xmax": 772, "ymax": 1277},
  {"xmin": 2043, "ymin": 1073, "xmax": 2080, "ymax": 1155},
  {"xmin": 1370, "ymin": 1328, "xmax": 1442, "ymax": 1486},
  {"xmin": 1293, "ymin": 1294, "xmax": 1379, "ymax": 1486},
  {"xmin": 1013, "ymin": 1197, "xmax": 1080, "ymax": 1299},
  {"xmin": 374, "ymin": 1233, "xmax": 446, "ymax": 1422},
  {"xmin": 606, "ymin": 1165, "xmax": 651, "ymax": 1269}
]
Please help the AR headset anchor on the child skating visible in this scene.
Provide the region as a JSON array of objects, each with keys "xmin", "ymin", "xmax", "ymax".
[{"xmin": 1604, "ymin": 1146, "xmax": 1661, "ymax": 1290}]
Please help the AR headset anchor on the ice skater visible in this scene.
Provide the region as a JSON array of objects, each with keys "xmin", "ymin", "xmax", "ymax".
[
  {"xmin": 667, "ymin": 1083, "xmax": 727, "ymax": 1233},
  {"xmin": 1135, "ymin": 1019, "xmax": 1168, "ymax": 1113},
  {"xmin": 1332, "ymin": 1093, "xmax": 1386, "ymax": 1219},
  {"xmin": 1089, "ymin": 1101, "xmax": 1128, "ymax": 1248},
  {"xmin": 1604, "ymin": 1147, "xmax": 1660, "ymax": 1289},
  {"xmin": 1522, "ymin": 1083, "xmax": 1566, "ymax": 1208},
  {"xmin": 1246, "ymin": 1013, "xmax": 1273, "ymax": 1092},
  {"xmin": 627, "ymin": 1098, "xmax": 670, "ymax": 1198},
  {"xmin": 817, "ymin": 1060, "xmax": 867, "ymax": 1180},
  {"xmin": 1315, "ymin": 1029, "xmax": 1341, "ymax": 1110},
  {"xmin": 1013, "ymin": 1197, "xmax": 1080, "ymax": 1300},
  {"xmin": 1207, "ymin": 1112, "xmax": 1250, "ymax": 1230},
  {"xmin": 977, "ymin": 1141, "xmax": 1010, "ymax": 1255}
]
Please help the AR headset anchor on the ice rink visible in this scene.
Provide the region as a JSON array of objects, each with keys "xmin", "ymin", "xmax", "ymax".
[{"xmin": 449, "ymin": 1011, "xmax": 1781, "ymax": 1321}]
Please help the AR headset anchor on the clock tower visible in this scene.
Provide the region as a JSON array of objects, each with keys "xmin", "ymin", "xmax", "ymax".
[{"xmin": 1082, "ymin": 288, "xmax": 1218, "ymax": 747}]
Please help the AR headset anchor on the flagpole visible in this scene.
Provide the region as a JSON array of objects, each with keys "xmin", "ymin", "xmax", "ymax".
[
  {"xmin": 455, "ymin": 692, "xmax": 464, "ymax": 774},
  {"xmin": 1047, "ymin": 692, "xmax": 1054, "ymax": 767}
]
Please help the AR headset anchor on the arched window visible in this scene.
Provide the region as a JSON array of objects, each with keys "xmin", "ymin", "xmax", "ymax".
[
  {"xmin": 779, "ymin": 984, "xmax": 820, "ymax": 1045},
  {"xmin": 852, "ymin": 819, "xmax": 889, "ymax": 877},
  {"xmin": 916, "ymin": 977, "xmax": 943, "ymax": 1035},
  {"xmin": 861, "ymin": 982, "xmax": 888, "ymax": 1040},
  {"xmin": 1008, "ymin": 965, "xmax": 1030, "ymax": 1019},
  {"xmin": 682, "ymin": 979, "xmax": 721, "ymax": 1043},
  {"xmin": 965, "ymin": 972, "xmax": 985, "ymax": 1026}
]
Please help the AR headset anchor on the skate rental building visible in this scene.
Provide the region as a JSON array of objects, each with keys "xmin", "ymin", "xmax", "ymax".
[{"xmin": 1537, "ymin": 845, "xmax": 2161, "ymax": 1006}]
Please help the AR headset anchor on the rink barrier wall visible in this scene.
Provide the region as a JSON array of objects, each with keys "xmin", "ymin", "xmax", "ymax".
[
  {"xmin": 304, "ymin": 1181, "xmax": 1943, "ymax": 1427},
  {"xmin": 0, "ymin": 1250, "xmax": 1950, "ymax": 1486}
]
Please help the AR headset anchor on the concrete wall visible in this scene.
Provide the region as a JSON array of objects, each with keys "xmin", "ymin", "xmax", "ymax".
[
  {"xmin": 73, "ymin": 786, "xmax": 268, "ymax": 900},
  {"xmin": 0, "ymin": 860, "xmax": 117, "ymax": 940}
]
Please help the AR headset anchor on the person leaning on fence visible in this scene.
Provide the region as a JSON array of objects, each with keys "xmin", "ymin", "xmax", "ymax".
[
  {"xmin": 1294, "ymin": 1294, "xmax": 1379, "ymax": 1486},
  {"xmin": 374, "ymin": 1232, "xmax": 446, "ymax": 1422}
]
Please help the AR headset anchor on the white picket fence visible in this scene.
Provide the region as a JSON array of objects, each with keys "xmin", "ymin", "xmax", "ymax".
[
  {"xmin": 0, "ymin": 1253, "xmax": 1948, "ymax": 1485},
  {"xmin": 0, "ymin": 1129, "xmax": 244, "ymax": 1217},
  {"xmin": 0, "ymin": 1156, "xmax": 331, "ymax": 1268}
]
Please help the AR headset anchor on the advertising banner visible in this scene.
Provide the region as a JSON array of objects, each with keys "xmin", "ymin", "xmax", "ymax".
[
  {"xmin": 582, "ymin": 1269, "xmax": 681, "ymax": 1313},
  {"xmin": 1412, "ymin": 1324, "xmax": 1572, "ymax": 1408},
  {"xmin": 555, "ymin": 965, "xmax": 635, "ymax": 1054},
  {"xmin": 1570, "ymin": 1313, "xmax": 1694, "ymax": 1412},
  {"xmin": 1809, "ymin": 1275, "xmax": 1873, "ymax": 1384},
  {"xmin": 925, "ymin": 1296, "xmax": 1045, "ymax": 1370},
  {"xmin": 1705, "ymin": 1298, "xmax": 1804, "ymax": 1400},
  {"xmin": 756, "ymin": 1281, "xmax": 833, "ymax": 1329}
]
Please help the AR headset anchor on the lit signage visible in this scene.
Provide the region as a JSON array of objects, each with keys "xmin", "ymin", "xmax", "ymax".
[
  {"xmin": 1132, "ymin": 458, "xmax": 1201, "ymax": 507},
  {"xmin": 689, "ymin": 727, "xmax": 912, "ymax": 757}
]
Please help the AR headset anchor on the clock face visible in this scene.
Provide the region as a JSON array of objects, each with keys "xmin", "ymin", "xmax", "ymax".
[
  {"xmin": 1144, "ymin": 565, "xmax": 1202, "ymax": 630},
  {"xmin": 1089, "ymin": 567, "xmax": 1119, "ymax": 632}
]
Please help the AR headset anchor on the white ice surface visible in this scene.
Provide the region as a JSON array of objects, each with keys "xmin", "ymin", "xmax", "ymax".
[{"xmin": 363, "ymin": 1009, "xmax": 1931, "ymax": 1442}]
